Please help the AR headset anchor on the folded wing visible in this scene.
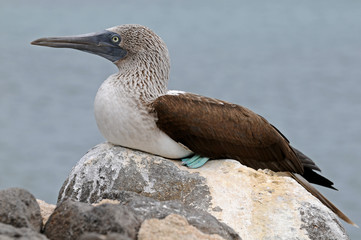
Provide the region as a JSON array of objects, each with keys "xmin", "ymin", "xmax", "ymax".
[{"xmin": 152, "ymin": 93, "xmax": 303, "ymax": 174}]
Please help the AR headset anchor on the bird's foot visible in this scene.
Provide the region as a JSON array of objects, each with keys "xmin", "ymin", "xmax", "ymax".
[{"xmin": 181, "ymin": 154, "xmax": 210, "ymax": 168}]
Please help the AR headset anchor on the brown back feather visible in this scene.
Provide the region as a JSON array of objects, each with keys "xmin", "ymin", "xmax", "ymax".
[{"xmin": 152, "ymin": 93, "xmax": 303, "ymax": 173}]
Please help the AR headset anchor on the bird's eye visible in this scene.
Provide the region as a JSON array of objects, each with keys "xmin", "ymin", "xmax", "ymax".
[{"xmin": 111, "ymin": 35, "xmax": 120, "ymax": 43}]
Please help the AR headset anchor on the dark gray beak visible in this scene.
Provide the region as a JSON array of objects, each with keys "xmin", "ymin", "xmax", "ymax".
[{"xmin": 31, "ymin": 30, "xmax": 127, "ymax": 62}]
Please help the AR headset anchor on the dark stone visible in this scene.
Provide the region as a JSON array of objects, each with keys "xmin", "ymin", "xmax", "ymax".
[
  {"xmin": 0, "ymin": 188, "xmax": 42, "ymax": 232},
  {"xmin": 44, "ymin": 199, "xmax": 140, "ymax": 240},
  {"xmin": 99, "ymin": 191, "xmax": 241, "ymax": 240},
  {"xmin": 57, "ymin": 143, "xmax": 211, "ymax": 212},
  {"xmin": 0, "ymin": 222, "xmax": 48, "ymax": 240}
]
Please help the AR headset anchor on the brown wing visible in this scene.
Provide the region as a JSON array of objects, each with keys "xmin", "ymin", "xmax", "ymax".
[{"xmin": 152, "ymin": 93, "xmax": 304, "ymax": 174}]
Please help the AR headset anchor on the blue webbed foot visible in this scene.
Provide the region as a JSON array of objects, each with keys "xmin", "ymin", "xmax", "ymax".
[{"xmin": 182, "ymin": 154, "xmax": 210, "ymax": 168}]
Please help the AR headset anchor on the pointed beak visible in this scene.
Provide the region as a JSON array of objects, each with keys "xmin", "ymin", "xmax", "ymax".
[{"xmin": 31, "ymin": 30, "xmax": 127, "ymax": 62}]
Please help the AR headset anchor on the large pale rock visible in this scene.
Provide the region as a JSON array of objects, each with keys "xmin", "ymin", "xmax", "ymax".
[
  {"xmin": 58, "ymin": 143, "xmax": 349, "ymax": 240},
  {"xmin": 138, "ymin": 214, "xmax": 225, "ymax": 240}
]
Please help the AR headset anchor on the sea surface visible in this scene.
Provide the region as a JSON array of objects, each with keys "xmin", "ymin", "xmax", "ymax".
[{"xmin": 0, "ymin": 0, "xmax": 360, "ymax": 238}]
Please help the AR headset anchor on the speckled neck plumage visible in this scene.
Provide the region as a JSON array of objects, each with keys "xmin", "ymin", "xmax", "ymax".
[{"xmin": 108, "ymin": 24, "xmax": 170, "ymax": 103}]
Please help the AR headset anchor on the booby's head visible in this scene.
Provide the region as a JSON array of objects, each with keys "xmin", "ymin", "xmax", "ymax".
[{"xmin": 31, "ymin": 24, "xmax": 170, "ymax": 96}]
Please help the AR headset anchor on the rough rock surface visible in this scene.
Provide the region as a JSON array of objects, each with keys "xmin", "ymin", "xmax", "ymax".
[
  {"xmin": 78, "ymin": 232, "xmax": 132, "ymax": 240},
  {"xmin": 138, "ymin": 214, "xmax": 225, "ymax": 240},
  {"xmin": 98, "ymin": 191, "xmax": 240, "ymax": 240},
  {"xmin": 36, "ymin": 199, "xmax": 56, "ymax": 227},
  {"xmin": 0, "ymin": 188, "xmax": 42, "ymax": 232},
  {"xmin": 0, "ymin": 222, "xmax": 48, "ymax": 240},
  {"xmin": 58, "ymin": 143, "xmax": 211, "ymax": 211},
  {"xmin": 58, "ymin": 143, "xmax": 350, "ymax": 240},
  {"xmin": 44, "ymin": 199, "xmax": 139, "ymax": 240}
]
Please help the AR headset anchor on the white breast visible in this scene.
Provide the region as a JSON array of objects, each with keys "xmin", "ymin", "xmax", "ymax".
[{"xmin": 94, "ymin": 75, "xmax": 192, "ymax": 159}]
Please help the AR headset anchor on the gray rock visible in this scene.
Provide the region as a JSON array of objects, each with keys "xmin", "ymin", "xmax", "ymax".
[
  {"xmin": 138, "ymin": 214, "xmax": 226, "ymax": 240},
  {"xmin": 299, "ymin": 202, "xmax": 349, "ymax": 240},
  {"xmin": 0, "ymin": 188, "xmax": 42, "ymax": 232},
  {"xmin": 99, "ymin": 191, "xmax": 240, "ymax": 240},
  {"xmin": 44, "ymin": 199, "xmax": 139, "ymax": 240},
  {"xmin": 78, "ymin": 232, "xmax": 131, "ymax": 240},
  {"xmin": 58, "ymin": 143, "xmax": 350, "ymax": 239},
  {"xmin": 0, "ymin": 222, "xmax": 48, "ymax": 240},
  {"xmin": 58, "ymin": 143, "xmax": 211, "ymax": 212}
]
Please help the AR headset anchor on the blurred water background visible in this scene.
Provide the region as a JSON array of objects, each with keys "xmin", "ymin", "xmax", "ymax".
[{"xmin": 0, "ymin": 0, "xmax": 360, "ymax": 238}]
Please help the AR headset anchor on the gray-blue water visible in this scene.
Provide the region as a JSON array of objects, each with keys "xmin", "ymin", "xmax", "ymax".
[{"xmin": 1, "ymin": 0, "xmax": 360, "ymax": 238}]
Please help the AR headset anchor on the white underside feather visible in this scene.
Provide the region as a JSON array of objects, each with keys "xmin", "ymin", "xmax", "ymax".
[{"xmin": 94, "ymin": 74, "xmax": 192, "ymax": 159}]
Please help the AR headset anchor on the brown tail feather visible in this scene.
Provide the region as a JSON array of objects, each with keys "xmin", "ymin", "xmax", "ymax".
[{"xmin": 289, "ymin": 172, "xmax": 358, "ymax": 227}]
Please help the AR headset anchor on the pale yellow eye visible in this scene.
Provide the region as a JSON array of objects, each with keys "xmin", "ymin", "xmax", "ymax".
[{"xmin": 111, "ymin": 36, "xmax": 120, "ymax": 43}]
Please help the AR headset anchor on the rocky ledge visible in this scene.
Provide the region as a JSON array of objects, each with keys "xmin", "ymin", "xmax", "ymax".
[{"xmin": 0, "ymin": 142, "xmax": 350, "ymax": 240}]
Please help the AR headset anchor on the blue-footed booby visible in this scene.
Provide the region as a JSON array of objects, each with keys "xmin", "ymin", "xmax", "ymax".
[{"xmin": 31, "ymin": 24, "xmax": 356, "ymax": 226}]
